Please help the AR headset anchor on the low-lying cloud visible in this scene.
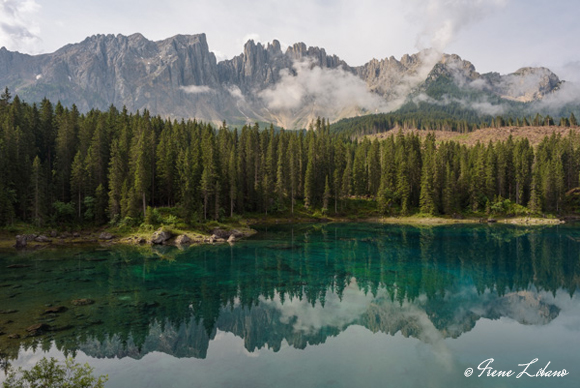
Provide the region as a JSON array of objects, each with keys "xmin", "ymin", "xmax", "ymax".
[
  {"xmin": 259, "ymin": 59, "xmax": 389, "ymax": 121},
  {"xmin": 413, "ymin": 92, "xmax": 507, "ymax": 116},
  {"xmin": 180, "ymin": 85, "xmax": 214, "ymax": 94}
]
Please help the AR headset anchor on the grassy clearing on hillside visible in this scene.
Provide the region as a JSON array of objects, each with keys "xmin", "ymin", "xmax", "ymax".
[{"xmin": 367, "ymin": 126, "xmax": 580, "ymax": 147}]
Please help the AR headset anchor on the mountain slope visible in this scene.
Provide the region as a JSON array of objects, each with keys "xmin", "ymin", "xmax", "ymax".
[{"xmin": 0, "ymin": 33, "xmax": 570, "ymax": 128}]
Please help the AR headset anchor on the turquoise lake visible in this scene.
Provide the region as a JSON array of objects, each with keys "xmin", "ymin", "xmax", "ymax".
[{"xmin": 1, "ymin": 223, "xmax": 580, "ymax": 387}]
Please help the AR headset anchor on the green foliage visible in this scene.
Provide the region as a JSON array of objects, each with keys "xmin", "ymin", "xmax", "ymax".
[
  {"xmin": 119, "ymin": 216, "xmax": 140, "ymax": 228},
  {"xmin": 52, "ymin": 201, "xmax": 75, "ymax": 224},
  {"xmin": 144, "ymin": 206, "xmax": 162, "ymax": 225},
  {"xmin": 83, "ymin": 196, "xmax": 95, "ymax": 221},
  {"xmin": 488, "ymin": 197, "xmax": 535, "ymax": 217},
  {"xmin": 2, "ymin": 357, "xmax": 108, "ymax": 388},
  {"xmin": 163, "ymin": 214, "xmax": 178, "ymax": 227},
  {"xmin": 0, "ymin": 90, "xmax": 578, "ymax": 229}
]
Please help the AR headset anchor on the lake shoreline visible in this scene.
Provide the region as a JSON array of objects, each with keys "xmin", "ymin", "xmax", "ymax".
[{"xmin": 0, "ymin": 214, "xmax": 567, "ymax": 251}]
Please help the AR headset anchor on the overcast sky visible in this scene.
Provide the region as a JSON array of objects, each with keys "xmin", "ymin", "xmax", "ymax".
[{"xmin": 1, "ymin": 0, "xmax": 579, "ymax": 80}]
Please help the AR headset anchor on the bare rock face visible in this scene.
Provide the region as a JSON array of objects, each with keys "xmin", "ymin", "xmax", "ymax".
[
  {"xmin": 491, "ymin": 67, "xmax": 562, "ymax": 102},
  {"xmin": 0, "ymin": 33, "xmax": 565, "ymax": 129}
]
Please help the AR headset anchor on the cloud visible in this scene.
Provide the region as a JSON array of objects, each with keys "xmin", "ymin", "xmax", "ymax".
[
  {"xmin": 180, "ymin": 85, "xmax": 213, "ymax": 94},
  {"xmin": 413, "ymin": 92, "xmax": 507, "ymax": 116},
  {"xmin": 553, "ymin": 61, "xmax": 580, "ymax": 85},
  {"xmin": 259, "ymin": 58, "xmax": 390, "ymax": 124},
  {"xmin": 411, "ymin": 0, "xmax": 508, "ymax": 51},
  {"xmin": 0, "ymin": 0, "xmax": 41, "ymax": 52},
  {"xmin": 227, "ymin": 85, "xmax": 244, "ymax": 100},
  {"xmin": 533, "ymin": 81, "xmax": 580, "ymax": 114}
]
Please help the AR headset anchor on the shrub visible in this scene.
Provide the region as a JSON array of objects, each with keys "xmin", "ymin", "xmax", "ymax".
[
  {"xmin": 52, "ymin": 201, "xmax": 75, "ymax": 224},
  {"xmin": 2, "ymin": 357, "xmax": 108, "ymax": 388},
  {"xmin": 119, "ymin": 216, "xmax": 140, "ymax": 228},
  {"xmin": 144, "ymin": 206, "xmax": 162, "ymax": 225}
]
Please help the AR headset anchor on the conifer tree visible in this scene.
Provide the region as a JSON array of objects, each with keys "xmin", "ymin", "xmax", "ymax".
[
  {"xmin": 70, "ymin": 151, "xmax": 86, "ymax": 219},
  {"xmin": 132, "ymin": 120, "xmax": 154, "ymax": 218},
  {"xmin": 30, "ymin": 155, "xmax": 44, "ymax": 225},
  {"xmin": 323, "ymin": 175, "xmax": 331, "ymax": 212},
  {"xmin": 419, "ymin": 135, "xmax": 436, "ymax": 215}
]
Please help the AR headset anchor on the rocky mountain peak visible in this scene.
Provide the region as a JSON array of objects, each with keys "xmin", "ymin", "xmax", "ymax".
[
  {"xmin": 425, "ymin": 53, "xmax": 479, "ymax": 85},
  {"xmin": 267, "ymin": 39, "xmax": 282, "ymax": 55},
  {"xmin": 0, "ymin": 32, "xmax": 569, "ymax": 128}
]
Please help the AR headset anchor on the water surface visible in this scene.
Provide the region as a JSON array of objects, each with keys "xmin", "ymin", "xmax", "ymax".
[{"xmin": 1, "ymin": 223, "xmax": 579, "ymax": 387}]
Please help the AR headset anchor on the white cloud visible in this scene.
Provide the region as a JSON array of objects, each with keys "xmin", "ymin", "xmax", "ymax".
[
  {"xmin": 411, "ymin": 0, "xmax": 509, "ymax": 51},
  {"xmin": 180, "ymin": 85, "xmax": 213, "ymax": 94},
  {"xmin": 259, "ymin": 58, "xmax": 389, "ymax": 115},
  {"xmin": 2, "ymin": 0, "xmax": 578, "ymax": 93},
  {"xmin": 0, "ymin": 0, "xmax": 42, "ymax": 52},
  {"xmin": 227, "ymin": 85, "xmax": 244, "ymax": 100}
]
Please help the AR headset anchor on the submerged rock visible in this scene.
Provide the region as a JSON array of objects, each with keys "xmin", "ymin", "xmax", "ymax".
[
  {"xmin": 6, "ymin": 264, "xmax": 30, "ymax": 269},
  {"xmin": 71, "ymin": 298, "xmax": 95, "ymax": 306},
  {"xmin": 43, "ymin": 306, "xmax": 68, "ymax": 314},
  {"xmin": 26, "ymin": 323, "xmax": 50, "ymax": 336}
]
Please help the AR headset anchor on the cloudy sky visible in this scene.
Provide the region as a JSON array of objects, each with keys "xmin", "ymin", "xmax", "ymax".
[{"xmin": 1, "ymin": 0, "xmax": 579, "ymax": 79}]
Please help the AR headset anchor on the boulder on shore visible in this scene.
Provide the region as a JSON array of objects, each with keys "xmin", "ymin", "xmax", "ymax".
[
  {"xmin": 212, "ymin": 228, "xmax": 245, "ymax": 239},
  {"xmin": 99, "ymin": 232, "xmax": 113, "ymax": 240},
  {"xmin": 15, "ymin": 235, "xmax": 27, "ymax": 249},
  {"xmin": 175, "ymin": 234, "xmax": 192, "ymax": 245},
  {"xmin": 152, "ymin": 229, "xmax": 172, "ymax": 244},
  {"xmin": 34, "ymin": 235, "xmax": 52, "ymax": 243}
]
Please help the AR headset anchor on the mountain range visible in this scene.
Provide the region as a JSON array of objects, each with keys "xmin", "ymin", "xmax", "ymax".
[{"xmin": 0, "ymin": 33, "xmax": 570, "ymax": 128}]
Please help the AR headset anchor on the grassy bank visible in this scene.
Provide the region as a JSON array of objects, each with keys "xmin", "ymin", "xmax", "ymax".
[{"xmin": 0, "ymin": 200, "xmax": 568, "ymax": 250}]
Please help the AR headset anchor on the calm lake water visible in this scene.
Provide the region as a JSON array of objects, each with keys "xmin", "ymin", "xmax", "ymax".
[{"xmin": 1, "ymin": 223, "xmax": 580, "ymax": 387}]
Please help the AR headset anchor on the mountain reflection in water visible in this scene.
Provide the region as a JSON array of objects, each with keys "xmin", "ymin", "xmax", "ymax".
[{"xmin": 0, "ymin": 223, "xmax": 578, "ymax": 368}]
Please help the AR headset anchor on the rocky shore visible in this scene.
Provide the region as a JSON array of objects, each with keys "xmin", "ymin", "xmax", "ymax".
[
  {"xmin": 5, "ymin": 227, "xmax": 257, "ymax": 251},
  {"xmin": 1, "ymin": 215, "xmax": 567, "ymax": 251}
]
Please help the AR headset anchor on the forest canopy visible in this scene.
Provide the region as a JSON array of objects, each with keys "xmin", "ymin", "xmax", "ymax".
[{"xmin": 1, "ymin": 88, "xmax": 580, "ymax": 228}]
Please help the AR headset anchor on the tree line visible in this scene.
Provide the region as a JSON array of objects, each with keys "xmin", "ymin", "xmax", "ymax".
[
  {"xmin": 331, "ymin": 108, "xmax": 579, "ymax": 137},
  {"xmin": 1, "ymin": 88, "xmax": 580, "ymax": 227}
]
